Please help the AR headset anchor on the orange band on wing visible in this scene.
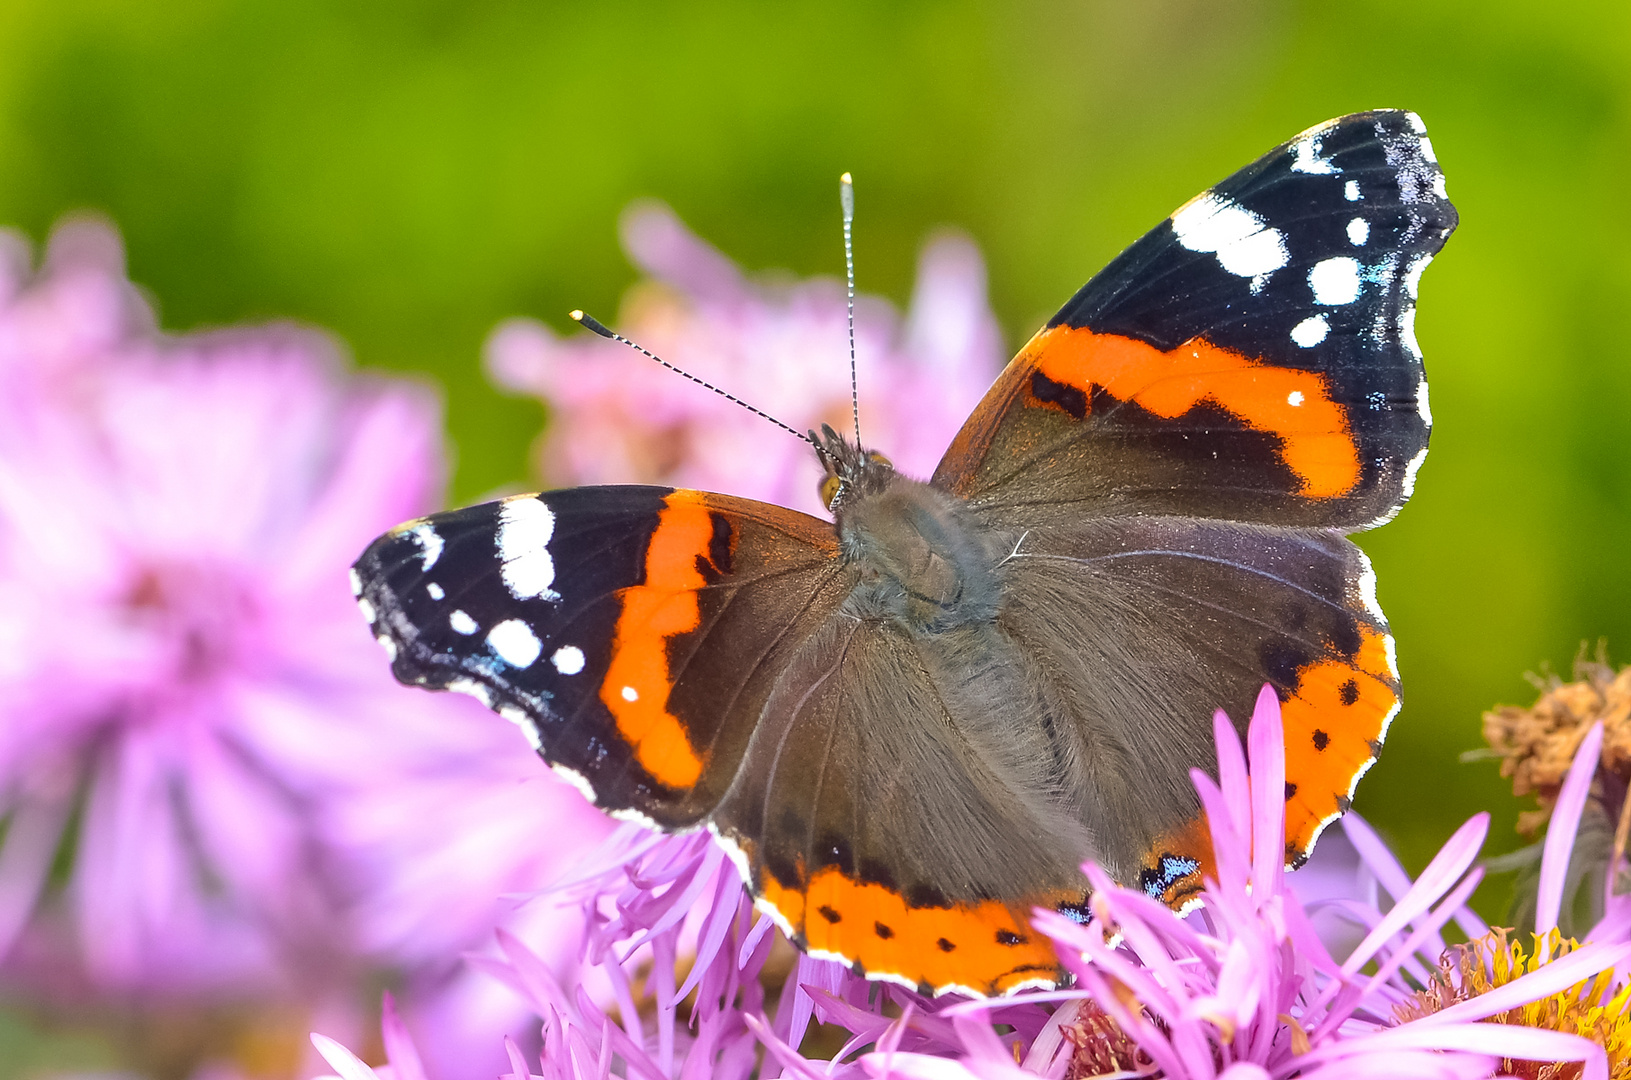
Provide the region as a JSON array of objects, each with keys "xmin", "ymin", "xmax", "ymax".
[
  {"xmin": 600, "ymin": 491, "xmax": 718, "ymax": 789},
  {"xmin": 759, "ymin": 867, "xmax": 1063, "ymax": 996},
  {"xmin": 1022, "ymin": 325, "xmax": 1362, "ymax": 499},
  {"xmin": 1281, "ymin": 626, "xmax": 1398, "ymax": 856}
]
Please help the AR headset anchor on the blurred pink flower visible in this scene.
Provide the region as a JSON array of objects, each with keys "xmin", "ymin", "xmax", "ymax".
[
  {"xmin": 0, "ymin": 218, "xmax": 610, "ymax": 1019},
  {"xmin": 485, "ymin": 201, "xmax": 1004, "ymax": 515}
]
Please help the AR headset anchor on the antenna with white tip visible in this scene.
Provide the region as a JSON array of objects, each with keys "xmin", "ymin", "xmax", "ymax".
[
  {"xmin": 840, "ymin": 172, "xmax": 860, "ymax": 449},
  {"xmin": 569, "ymin": 310, "xmax": 830, "ymax": 461}
]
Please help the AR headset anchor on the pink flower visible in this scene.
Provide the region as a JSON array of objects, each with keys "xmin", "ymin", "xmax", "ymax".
[
  {"xmin": 485, "ymin": 202, "xmax": 1003, "ymax": 514},
  {"xmin": 0, "ymin": 218, "xmax": 610, "ymax": 1014},
  {"xmin": 865, "ymin": 690, "xmax": 1629, "ymax": 1080},
  {"xmin": 317, "ymin": 686, "xmax": 1631, "ymax": 1078}
]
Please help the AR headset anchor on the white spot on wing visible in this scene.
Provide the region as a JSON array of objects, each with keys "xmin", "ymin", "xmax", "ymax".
[
  {"xmin": 1406, "ymin": 111, "xmax": 1427, "ymax": 134},
  {"xmin": 375, "ymin": 634, "xmax": 397, "ymax": 662},
  {"xmin": 488, "ymin": 619, "xmax": 543, "ymax": 668},
  {"xmin": 1309, "ymin": 257, "xmax": 1362, "ymax": 305},
  {"xmin": 1418, "ymin": 135, "xmax": 1437, "ymax": 163},
  {"xmin": 1290, "ymin": 315, "xmax": 1329, "ymax": 348},
  {"xmin": 1378, "ymin": 119, "xmax": 1444, "ymax": 205},
  {"xmin": 621, "ymin": 685, "xmax": 639, "ymax": 702},
  {"xmin": 1344, "ymin": 179, "xmax": 1361, "ymax": 201},
  {"xmin": 349, "ymin": 567, "xmax": 363, "ymax": 596},
  {"xmin": 409, "ymin": 524, "xmax": 444, "ymax": 572},
  {"xmin": 1170, "ymin": 191, "xmax": 1289, "ymax": 289},
  {"xmin": 1290, "ymin": 132, "xmax": 1337, "ymax": 174},
  {"xmin": 551, "ymin": 645, "xmax": 585, "ymax": 675},
  {"xmin": 1383, "ymin": 634, "xmax": 1401, "ymax": 682},
  {"xmin": 1415, "ymin": 378, "xmax": 1432, "ymax": 428},
  {"xmin": 449, "ymin": 609, "xmax": 478, "ymax": 635},
  {"xmin": 1347, "ymin": 218, "xmax": 1369, "ymax": 246},
  {"xmin": 425, "ymin": 582, "xmax": 445, "ymax": 600},
  {"xmin": 357, "ymin": 597, "xmax": 376, "ymax": 624},
  {"xmin": 497, "ymin": 496, "xmax": 562, "ymax": 601},
  {"xmin": 1287, "ymin": 390, "xmax": 1305, "ymax": 407}
]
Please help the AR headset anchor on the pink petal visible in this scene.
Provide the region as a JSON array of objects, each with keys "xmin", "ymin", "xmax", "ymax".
[
  {"xmin": 310, "ymin": 1034, "xmax": 385, "ymax": 1080},
  {"xmin": 1247, "ymin": 684, "xmax": 1288, "ymax": 889},
  {"xmin": 379, "ymin": 992, "xmax": 430, "ymax": 1080},
  {"xmin": 1339, "ymin": 814, "xmax": 1487, "ymax": 977},
  {"xmin": 1415, "ymin": 940, "xmax": 1631, "ymax": 1027},
  {"xmin": 1536, "ymin": 721, "xmax": 1604, "ymax": 938}
]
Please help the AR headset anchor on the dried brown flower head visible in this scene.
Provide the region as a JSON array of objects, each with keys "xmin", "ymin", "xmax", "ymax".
[{"xmin": 1483, "ymin": 651, "xmax": 1631, "ymax": 835}]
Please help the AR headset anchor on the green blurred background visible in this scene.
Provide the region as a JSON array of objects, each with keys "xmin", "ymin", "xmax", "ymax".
[{"xmin": 0, "ymin": 0, "xmax": 1627, "ymax": 1064}]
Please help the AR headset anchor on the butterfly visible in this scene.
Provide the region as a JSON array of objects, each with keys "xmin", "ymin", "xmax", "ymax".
[{"xmin": 353, "ymin": 110, "xmax": 1456, "ymax": 997}]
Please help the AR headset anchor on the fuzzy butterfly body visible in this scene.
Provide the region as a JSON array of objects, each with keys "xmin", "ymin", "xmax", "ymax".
[{"xmin": 354, "ymin": 111, "xmax": 1455, "ymax": 996}]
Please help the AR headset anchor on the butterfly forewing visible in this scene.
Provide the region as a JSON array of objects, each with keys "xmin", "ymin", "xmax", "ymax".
[
  {"xmin": 936, "ymin": 110, "xmax": 1453, "ymax": 530},
  {"xmin": 353, "ymin": 487, "xmax": 848, "ymax": 827}
]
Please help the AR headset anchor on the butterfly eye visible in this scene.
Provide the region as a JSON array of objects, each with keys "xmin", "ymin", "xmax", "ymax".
[
  {"xmin": 819, "ymin": 474, "xmax": 843, "ymax": 509},
  {"xmin": 866, "ymin": 451, "xmax": 892, "ymax": 468}
]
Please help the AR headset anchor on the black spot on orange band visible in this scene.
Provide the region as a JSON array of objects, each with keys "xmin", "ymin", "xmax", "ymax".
[
  {"xmin": 757, "ymin": 866, "xmax": 1066, "ymax": 994},
  {"xmin": 1281, "ymin": 626, "xmax": 1398, "ymax": 857}
]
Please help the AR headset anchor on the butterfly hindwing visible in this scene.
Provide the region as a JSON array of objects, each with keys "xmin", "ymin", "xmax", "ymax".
[
  {"xmin": 994, "ymin": 515, "xmax": 1398, "ymax": 903},
  {"xmin": 936, "ymin": 110, "xmax": 1454, "ymax": 530},
  {"xmin": 712, "ymin": 612, "xmax": 1092, "ymax": 996},
  {"xmin": 353, "ymin": 486, "xmax": 847, "ymax": 827}
]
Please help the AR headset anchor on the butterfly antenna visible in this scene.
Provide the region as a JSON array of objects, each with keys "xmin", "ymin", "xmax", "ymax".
[
  {"xmin": 569, "ymin": 310, "xmax": 830, "ymax": 461},
  {"xmin": 840, "ymin": 171, "xmax": 861, "ymax": 449}
]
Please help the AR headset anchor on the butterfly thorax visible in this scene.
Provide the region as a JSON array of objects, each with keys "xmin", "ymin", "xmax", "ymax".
[{"xmin": 816, "ymin": 426, "xmax": 1001, "ymax": 634}]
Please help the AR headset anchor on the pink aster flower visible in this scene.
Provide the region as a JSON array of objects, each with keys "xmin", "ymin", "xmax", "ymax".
[
  {"xmin": 485, "ymin": 202, "xmax": 1003, "ymax": 515},
  {"xmin": 315, "ymin": 688, "xmax": 1631, "ymax": 1079},
  {"xmin": 0, "ymin": 218, "xmax": 610, "ymax": 1017},
  {"xmin": 863, "ymin": 691, "xmax": 1630, "ymax": 1080}
]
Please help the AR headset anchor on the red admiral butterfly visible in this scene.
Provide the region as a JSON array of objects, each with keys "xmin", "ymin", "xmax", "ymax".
[{"xmin": 353, "ymin": 111, "xmax": 1455, "ymax": 996}]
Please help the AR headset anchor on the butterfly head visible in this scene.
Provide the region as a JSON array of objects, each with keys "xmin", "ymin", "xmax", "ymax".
[{"xmin": 814, "ymin": 423, "xmax": 894, "ymax": 513}]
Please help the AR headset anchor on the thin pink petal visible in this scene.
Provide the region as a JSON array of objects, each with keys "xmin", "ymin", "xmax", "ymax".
[
  {"xmin": 1340, "ymin": 814, "xmax": 1488, "ymax": 976},
  {"xmin": 1537, "ymin": 721, "xmax": 1604, "ymax": 938},
  {"xmin": 1413, "ymin": 941, "xmax": 1631, "ymax": 1026},
  {"xmin": 310, "ymin": 1034, "xmax": 385, "ymax": 1080},
  {"xmin": 1247, "ymin": 684, "xmax": 1287, "ymax": 889}
]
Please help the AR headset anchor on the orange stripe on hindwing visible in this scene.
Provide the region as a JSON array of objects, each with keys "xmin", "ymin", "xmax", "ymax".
[
  {"xmin": 758, "ymin": 868, "xmax": 1065, "ymax": 995},
  {"xmin": 1280, "ymin": 625, "xmax": 1398, "ymax": 857},
  {"xmin": 601, "ymin": 491, "xmax": 727, "ymax": 789},
  {"xmin": 1023, "ymin": 326, "xmax": 1363, "ymax": 499}
]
